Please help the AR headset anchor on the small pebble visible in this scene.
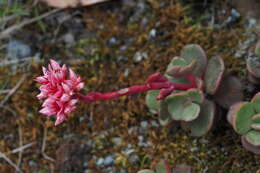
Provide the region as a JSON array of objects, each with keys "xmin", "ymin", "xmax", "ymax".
[
  {"xmin": 128, "ymin": 154, "xmax": 139, "ymax": 164},
  {"xmin": 104, "ymin": 155, "xmax": 114, "ymax": 166},
  {"xmin": 63, "ymin": 33, "xmax": 75, "ymax": 47},
  {"xmin": 108, "ymin": 37, "xmax": 117, "ymax": 45},
  {"xmin": 7, "ymin": 40, "xmax": 32, "ymax": 59},
  {"xmin": 96, "ymin": 158, "xmax": 104, "ymax": 166},
  {"xmin": 140, "ymin": 121, "xmax": 148, "ymax": 129},
  {"xmin": 149, "ymin": 29, "xmax": 156, "ymax": 38},
  {"xmin": 151, "ymin": 120, "xmax": 159, "ymax": 127},
  {"xmin": 112, "ymin": 137, "xmax": 122, "ymax": 146},
  {"xmin": 134, "ymin": 51, "xmax": 148, "ymax": 62}
]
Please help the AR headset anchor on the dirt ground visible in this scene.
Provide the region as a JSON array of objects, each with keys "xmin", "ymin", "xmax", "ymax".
[{"xmin": 0, "ymin": 0, "xmax": 259, "ymax": 173}]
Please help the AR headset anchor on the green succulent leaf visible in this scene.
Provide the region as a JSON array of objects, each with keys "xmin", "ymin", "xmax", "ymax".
[
  {"xmin": 245, "ymin": 130, "xmax": 260, "ymax": 146},
  {"xmin": 187, "ymin": 99, "xmax": 216, "ymax": 137},
  {"xmin": 166, "ymin": 57, "xmax": 196, "ymax": 77},
  {"xmin": 227, "ymin": 102, "xmax": 247, "ymax": 128},
  {"xmin": 138, "ymin": 170, "xmax": 155, "ymax": 173},
  {"xmin": 167, "ymin": 91, "xmax": 201, "ymax": 121},
  {"xmin": 155, "ymin": 161, "xmax": 170, "ymax": 173},
  {"xmin": 252, "ymin": 92, "xmax": 260, "ymax": 101},
  {"xmin": 186, "ymin": 89, "xmax": 204, "ymax": 104},
  {"xmin": 180, "ymin": 44, "xmax": 207, "ymax": 76},
  {"xmin": 166, "ymin": 76, "xmax": 189, "ymax": 85},
  {"xmin": 251, "ymin": 123, "xmax": 260, "ymax": 130},
  {"xmin": 204, "ymin": 56, "xmax": 225, "ymax": 95},
  {"xmin": 241, "ymin": 136, "xmax": 260, "ymax": 154},
  {"xmin": 167, "ymin": 57, "xmax": 188, "ymax": 68},
  {"xmin": 252, "ymin": 114, "xmax": 260, "ymax": 123},
  {"xmin": 235, "ymin": 103, "xmax": 255, "ymax": 134},
  {"xmin": 158, "ymin": 100, "xmax": 172, "ymax": 126},
  {"xmin": 252, "ymin": 98, "xmax": 260, "ymax": 113},
  {"xmin": 146, "ymin": 90, "xmax": 160, "ymax": 114}
]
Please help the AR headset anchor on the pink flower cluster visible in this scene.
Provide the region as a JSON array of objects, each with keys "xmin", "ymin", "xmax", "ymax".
[{"xmin": 35, "ymin": 60, "xmax": 84, "ymax": 125}]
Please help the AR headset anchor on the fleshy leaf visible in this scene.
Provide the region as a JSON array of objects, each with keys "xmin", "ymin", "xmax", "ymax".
[
  {"xmin": 155, "ymin": 160, "xmax": 171, "ymax": 173},
  {"xmin": 180, "ymin": 44, "xmax": 207, "ymax": 76},
  {"xmin": 247, "ymin": 57, "xmax": 260, "ymax": 78},
  {"xmin": 252, "ymin": 92, "xmax": 260, "ymax": 101},
  {"xmin": 245, "ymin": 130, "xmax": 260, "ymax": 146},
  {"xmin": 251, "ymin": 123, "xmax": 260, "ymax": 130},
  {"xmin": 227, "ymin": 102, "xmax": 247, "ymax": 128},
  {"xmin": 204, "ymin": 56, "xmax": 225, "ymax": 95},
  {"xmin": 241, "ymin": 136, "xmax": 260, "ymax": 154},
  {"xmin": 41, "ymin": 0, "xmax": 109, "ymax": 8},
  {"xmin": 166, "ymin": 57, "xmax": 196, "ymax": 77},
  {"xmin": 214, "ymin": 75, "xmax": 243, "ymax": 109},
  {"xmin": 166, "ymin": 90, "xmax": 200, "ymax": 121},
  {"xmin": 172, "ymin": 164, "xmax": 193, "ymax": 173},
  {"xmin": 235, "ymin": 103, "xmax": 255, "ymax": 134},
  {"xmin": 158, "ymin": 100, "xmax": 172, "ymax": 126},
  {"xmin": 252, "ymin": 114, "xmax": 260, "ymax": 123},
  {"xmin": 138, "ymin": 170, "xmax": 155, "ymax": 173},
  {"xmin": 252, "ymin": 98, "xmax": 260, "ymax": 113},
  {"xmin": 187, "ymin": 99, "xmax": 216, "ymax": 137},
  {"xmin": 146, "ymin": 90, "xmax": 160, "ymax": 114}
]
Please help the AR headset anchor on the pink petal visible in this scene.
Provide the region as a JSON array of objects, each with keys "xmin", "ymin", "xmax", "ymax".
[
  {"xmin": 76, "ymin": 82, "xmax": 84, "ymax": 91},
  {"xmin": 60, "ymin": 94, "xmax": 70, "ymax": 102},
  {"xmin": 50, "ymin": 59, "xmax": 61, "ymax": 70},
  {"xmin": 55, "ymin": 115, "xmax": 66, "ymax": 126},
  {"xmin": 39, "ymin": 107, "xmax": 54, "ymax": 116},
  {"xmin": 68, "ymin": 99, "xmax": 78, "ymax": 106},
  {"xmin": 35, "ymin": 76, "xmax": 48, "ymax": 84},
  {"xmin": 42, "ymin": 97, "xmax": 56, "ymax": 107},
  {"xmin": 42, "ymin": 67, "xmax": 48, "ymax": 75},
  {"xmin": 62, "ymin": 83, "xmax": 71, "ymax": 93},
  {"xmin": 37, "ymin": 92, "xmax": 47, "ymax": 99},
  {"xmin": 64, "ymin": 106, "xmax": 75, "ymax": 114},
  {"xmin": 69, "ymin": 69, "xmax": 77, "ymax": 81}
]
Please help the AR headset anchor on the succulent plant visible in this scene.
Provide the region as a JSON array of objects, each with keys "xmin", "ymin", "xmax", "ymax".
[
  {"xmin": 146, "ymin": 44, "xmax": 243, "ymax": 136},
  {"xmin": 137, "ymin": 160, "xmax": 192, "ymax": 173},
  {"xmin": 247, "ymin": 42, "xmax": 260, "ymax": 84},
  {"xmin": 227, "ymin": 92, "xmax": 260, "ymax": 154}
]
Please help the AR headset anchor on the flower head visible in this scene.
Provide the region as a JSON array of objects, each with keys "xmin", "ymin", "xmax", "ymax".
[{"xmin": 35, "ymin": 59, "xmax": 84, "ymax": 125}]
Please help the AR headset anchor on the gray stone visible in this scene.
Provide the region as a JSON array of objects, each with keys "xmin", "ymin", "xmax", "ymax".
[
  {"xmin": 151, "ymin": 120, "xmax": 159, "ymax": 127},
  {"xmin": 140, "ymin": 121, "xmax": 148, "ymax": 129},
  {"xmin": 108, "ymin": 37, "xmax": 117, "ymax": 45},
  {"xmin": 63, "ymin": 33, "xmax": 75, "ymax": 47},
  {"xmin": 117, "ymin": 169, "xmax": 127, "ymax": 173},
  {"xmin": 112, "ymin": 137, "xmax": 122, "ymax": 146},
  {"xmin": 128, "ymin": 154, "xmax": 139, "ymax": 164},
  {"xmin": 7, "ymin": 40, "xmax": 32, "ymax": 59},
  {"xmin": 104, "ymin": 155, "xmax": 114, "ymax": 166},
  {"xmin": 134, "ymin": 51, "xmax": 148, "ymax": 62},
  {"xmin": 149, "ymin": 29, "xmax": 156, "ymax": 38},
  {"xmin": 96, "ymin": 158, "xmax": 104, "ymax": 166}
]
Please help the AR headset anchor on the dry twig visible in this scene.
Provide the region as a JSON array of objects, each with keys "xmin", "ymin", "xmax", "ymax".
[
  {"xmin": 10, "ymin": 142, "xmax": 36, "ymax": 155},
  {"xmin": 0, "ymin": 8, "xmax": 62, "ymax": 40},
  {"xmin": 0, "ymin": 14, "xmax": 18, "ymax": 24},
  {"xmin": 0, "ymin": 54, "xmax": 41, "ymax": 67},
  {"xmin": 16, "ymin": 125, "xmax": 23, "ymax": 172},
  {"xmin": 41, "ymin": 127, "xmax": 55, "ymax": 162},
  {"xmin": 0, "ymin": 152, "xmax": 22, "ymax": 173},
  {"xmin": 0, "ymin": 74, "xmax": 28, "ymax": 106}
]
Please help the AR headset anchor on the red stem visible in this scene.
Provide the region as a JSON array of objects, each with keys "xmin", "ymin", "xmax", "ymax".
[{"xmin": 77, "ymin": 73, "xmax": 198, "ymax": 102}]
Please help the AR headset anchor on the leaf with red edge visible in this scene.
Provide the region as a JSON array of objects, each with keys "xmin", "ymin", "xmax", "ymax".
[{"xmin": 40, "ymin": 0, "xmax": 108, "ymax": 8}]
